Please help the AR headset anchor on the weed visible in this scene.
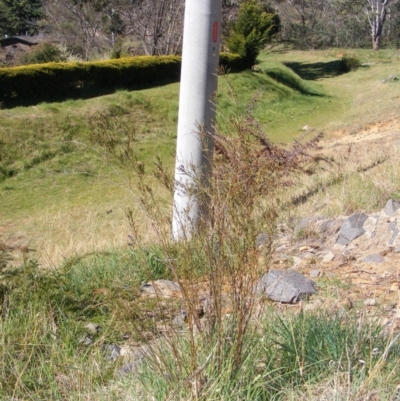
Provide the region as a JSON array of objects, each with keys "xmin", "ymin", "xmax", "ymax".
[
  {"xmin": 89, "ymin": 85, "xmax": 325, "ymax": 399},
  {"xmin": 340, "ymin": 55, "xmax": 362, "ymax": 73}
]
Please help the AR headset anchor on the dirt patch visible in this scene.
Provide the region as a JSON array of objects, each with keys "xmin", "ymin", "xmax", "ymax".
[{"xmin": 328, "ymin": 117, "xmax": 400, "ymax": 145}]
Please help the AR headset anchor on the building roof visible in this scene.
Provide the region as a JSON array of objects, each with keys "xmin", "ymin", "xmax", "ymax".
[{"xmin": 0, "ymin": 36, "xmax": 39, "ymax": 48}]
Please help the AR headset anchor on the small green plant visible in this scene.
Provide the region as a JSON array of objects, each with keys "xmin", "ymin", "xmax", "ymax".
[{"xmin": 20, "ymin": 42, "xmax": 66, "ymax": 65}]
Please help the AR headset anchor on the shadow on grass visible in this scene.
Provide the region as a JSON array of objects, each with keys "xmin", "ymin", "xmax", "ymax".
[
  {"xmin": 0, "ymin": 76, "xmax": 180, "ymax": 109},
  {"xmin": 284, "ymin": 60, "xmax": 343, "ymax": 80}
]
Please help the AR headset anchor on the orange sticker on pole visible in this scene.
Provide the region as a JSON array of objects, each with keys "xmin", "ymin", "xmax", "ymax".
[{"xmin": 213, "ymin": 21, "xmax": 218, "ymax": 42}]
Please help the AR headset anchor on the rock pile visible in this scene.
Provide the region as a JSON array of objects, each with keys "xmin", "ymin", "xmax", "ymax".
[{"xmin": 85, "ymin": 199, "xmax": 400, "ymax": 375}]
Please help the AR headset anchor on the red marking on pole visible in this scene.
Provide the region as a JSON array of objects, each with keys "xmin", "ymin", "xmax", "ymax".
[{"xmin": 213, "ymin": 21, "xmax": 218, "ymax": 42}]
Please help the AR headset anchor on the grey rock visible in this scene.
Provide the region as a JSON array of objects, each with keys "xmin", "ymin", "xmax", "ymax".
[
  {"xmin": 310, "ymin": 269, "xmax": 321, "ymax": 278},
  {"xmin": 256, "ymin": 269, "xmax": 317, "ymax": 304},
  {"xmin": 336, "ymin": 213, "xmax": 368, "ymax": 245},
  {"xmin": 363, "ymin": 254, "xmax": 385, "ymax": 263},
  {"xmin": 384, "ymin": 199, "xmax": 400, "ymax": 216},
  {"xmin": 389, "ymin": 221, "xmax": 399, "ymax": 246},
  {"xmin": 256, "ymin": 233, "xmax": 269, "ymax": 248},
  {"xmin": 102, "ymin": 344, "xmax": 121, "ymax": 362},
  {"xmin": 172, "ymin": 311, "xmax": 187, "ymax": 328}
]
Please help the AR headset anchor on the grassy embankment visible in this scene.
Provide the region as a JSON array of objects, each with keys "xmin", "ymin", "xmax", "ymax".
[{"xmin": 1, "ymin": 48, "xmax": 400, "ymax": 400}]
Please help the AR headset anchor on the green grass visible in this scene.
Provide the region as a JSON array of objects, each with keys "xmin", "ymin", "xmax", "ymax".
[
  {"xmin": 0, "ymin": 47, "xmax": 398, "ymax": 264},
  {"xmin": 1, "ymin": 46, "xmax": 400, "ymax": 399},
  {"xmin": 2, "ymin": 248, "xmax": 399, "ymax": 401}
]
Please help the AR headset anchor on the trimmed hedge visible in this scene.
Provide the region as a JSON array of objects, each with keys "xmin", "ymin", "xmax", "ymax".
[{"xmin": 0, "ymin": 53, "xmax": 245, "ymax": 102}]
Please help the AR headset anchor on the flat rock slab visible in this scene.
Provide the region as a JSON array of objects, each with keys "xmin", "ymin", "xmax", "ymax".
[
  {"xmin": 337, "ymin": 213, "xmax": 368, "ymax": 245},
  {"xmin": 363, "ymin": 254, "xmax": 385, "ymax": 263},
  {"xmin": 256, "ymin": 269, "xmax": 317, "ymax": 304}
]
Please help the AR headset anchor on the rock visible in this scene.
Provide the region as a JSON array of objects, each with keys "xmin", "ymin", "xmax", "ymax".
[
  {"xmin": 172, "ymin": 311, "xmax": 187, "ymax": 328},
  {"xmin": 364, "ymin": 298, "xmax": 377, "ymax": 307},
  {"xmin": 256, "ymin": 233, "xmax": 269, "ymax": 248},
  {"xmin": 389, "ymin": 221, "xmax": 399, "ymax": 245},
  {"xmin": 79, "ymin": 336, "xmax": 92, "ymax": 346},
  {"xmin": 383, "ymin": 199, "xmax": 400, "ymax": 216},
  {"xmin": 362, "ymin": 215, "xmax": 379, "ymax": 239},
  {"xmin": 256, "ymin": 269, "xmax": 317, "ymax": 304},
  {"xmin": 141, "ymin": 280, "xmax": 182, "ymax": 298},
  {"xmin": 102, "ymin": 344, "xmax": 121, "ymax": 362},
  {"xmin": 84, "ymin": 323, "xmax": 101, "ymax": 334},
  {"xmin": 310, "ymin": 269, "xmax": 321, "ymax": 278},
  {"xmin": 322, "ymin": 251, "xmax": 335, "ymax": 263},
  {"xmin": 363, "ymin": 254, "xmax": 384, "ymax": 263},
  {"xmin": 336, "ymin": 213, "xmax": 368, "ymax": 245}
]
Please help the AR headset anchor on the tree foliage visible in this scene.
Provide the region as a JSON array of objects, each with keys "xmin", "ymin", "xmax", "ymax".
[
  {"xmin": 270, "ymin": 0, "xmax": 400, "ymax": 49},
  {"xmin": 226, "ymin": 0, "xmax": 279, "ymax": 67},
  {"xmin": 0, "ymin": 0, "xmax": 43, "ymax": 36}
]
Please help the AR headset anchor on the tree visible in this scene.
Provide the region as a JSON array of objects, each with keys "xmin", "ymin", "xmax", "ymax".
[
  {"xmin": 366, "ymin": 0, "xmax": 390, "ymax": 49},
  {"xmin": 0, "ymin": 0, "xmax": 43, "ymax": 36},
  {"xmin": 45, "ymin": 0, "xmax": 113, "ymax": 60},
  {"xmin": 226, "ymin": 0, "xmax": 278, "ymax": 67},
  {"xmin": 120, "ymin": 0, "xmax": 184, "ymax": 56}
]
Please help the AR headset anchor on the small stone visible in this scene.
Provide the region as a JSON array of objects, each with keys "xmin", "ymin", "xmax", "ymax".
[
  {"xmin": 363, "ymin": 254, "xmax": 384, "ymax": 263},
  {"xmin": 102, "ymin": 344, "xmax": 121, "ymax": 362},
  {"xmin": 256, "ymin": 233, "xmax": 269, "ymax": 248},
  {"xmin": 322, "ymin": 251, "xmax": 335, "ymax": 263},
  {"xmin": 85, "ymin": 323, "xmax": 101, "ymax": 334},
  {"xmin": 309, "ymin": 269, "xmax": 321, "ymax": 278},
  {"xmin": 383, "ymin": 199, "xmax": 400, "ymax": 216},
  {"xmin": 389, "ymin": 221, "xmax": 400, "ymax": 245},
  {"xmin": 364, "ymin": 298, "xmax": 377, "ymax": 307},
  {"xmin": 390, "ymin": 283, "xmax": 399, "ymax": 292},
  {"xmin": 79, "ymin": 336, "xmax": 92, "ymax": 346},
  {"xmin": 172, "ymin": 311, "xmax": 187, "ymax": 328}
]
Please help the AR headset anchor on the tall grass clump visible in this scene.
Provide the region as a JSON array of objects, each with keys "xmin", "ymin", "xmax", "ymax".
[
  {"xmin": 340, "ymin": 55, "xmax": 362, "ymax": 73},
  {"xmin": 88, "ymin": 84, "xmax": 325, "ymax": 399}
]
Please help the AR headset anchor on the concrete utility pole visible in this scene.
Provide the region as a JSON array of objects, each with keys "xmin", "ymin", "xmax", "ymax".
[{"xmin": 172, "ymin": 0, "xmax": 222, "ymax": 240}]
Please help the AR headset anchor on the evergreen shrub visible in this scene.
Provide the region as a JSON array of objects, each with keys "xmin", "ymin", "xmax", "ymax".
[{"xmin": 0, "ymin": 53, "xmax": 245, "ymax": 102}]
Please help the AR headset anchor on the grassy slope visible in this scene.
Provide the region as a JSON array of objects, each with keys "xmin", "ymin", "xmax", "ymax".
[
  {"xmin": 1, "ymin": 48, "xmax": 400, "ymax": 400},
  {"xmin": 1, "ymin": 48, "xmax": 399, "ymax": 264}
]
